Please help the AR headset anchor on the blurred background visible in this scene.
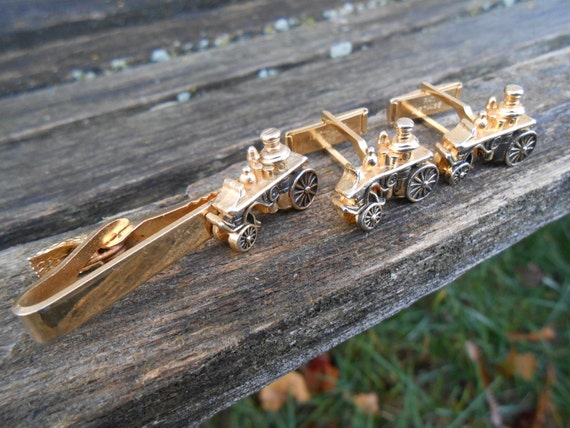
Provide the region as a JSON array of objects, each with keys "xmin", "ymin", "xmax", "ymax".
[{"xmin": 204, "ymin": 215, "xmax": 569, "ymax": 427}]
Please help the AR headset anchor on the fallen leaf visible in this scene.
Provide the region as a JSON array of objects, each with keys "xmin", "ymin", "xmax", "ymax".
[
  {"xmin": 466, "ymin": 341, "xmax": 493, "ymax": 386},
  {"xmin": 466, "ymin": 341, "xmax": 502, "ymax": 427},
  {"xmin": 259, "ymin": 371, "xmax": 311, "ymax": 412},
  {"xmin": 514, "ymin": 362, "xmax": 560, "ymax": 428},
  {"xmin": 502, "ymin": 350, "xmax": 537, "ymax": 381},
  {"xmin": 353, "ymin": 392, "xmax": 379, "ymax": 415},
  {"xmin": 507, "ymin": 326, "xmax": 556, "ymax": 342},
  {"xmin": 532, "ymin": 363, "xmax": 560, "ymax": 428},
  {"xmin": 302, "ymin": 353, "xmax": 340, "ymax": 393}
]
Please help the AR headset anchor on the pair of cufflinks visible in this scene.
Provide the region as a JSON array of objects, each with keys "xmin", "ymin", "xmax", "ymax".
[{"xmin": 14, "ymin": 81, "xmax": 537, "ymax": 342}]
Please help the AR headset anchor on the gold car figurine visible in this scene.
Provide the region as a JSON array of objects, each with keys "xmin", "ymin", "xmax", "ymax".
[
  {"xmin": 205, "ymin": 128, "xmax": 318, "ymax": 251},
  {"xmin": 13, "ymin": 128, "xmax": 318, "ymax": 342},
  {"xmin": 389, "ymin": 82, "xmax": 537, "ymax": 184},
  {"xmin": 286, "ymin": 108, "xmax": 438, "ymax": 231}
]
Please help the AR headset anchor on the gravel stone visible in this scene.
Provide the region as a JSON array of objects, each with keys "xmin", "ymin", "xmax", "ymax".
[
  {"xmin": 214, "ymin": 34, "xmax": 230, "ymax": 47},
  {"xmin": 177, "ymin": 92, "xmax": 191, "ymax": 102},
  {"xmin": 150, "ymin": 48, "xmax": 171, "ymax": 63},
  {"xmin": 110, "ymin": 58, "xmax": 128, "ymax": 70},
  {"xmin": 258, "ymin": 68, "xmax": 279, "ymax": 79},
  {"xmin": 274, "ymin": 18, "xmax": 290, "ymax": 32},
  {"xmin": 329, "ymin": 41, "xmax": 353, "ymax": 58}
]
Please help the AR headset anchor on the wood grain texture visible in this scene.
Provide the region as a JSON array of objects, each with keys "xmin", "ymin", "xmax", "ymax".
[
  {"xmin": 1, "ymin": 0, "xmax": 569, "ymax": 426},
  {"xmin": 0, "ymin": 0, "xmax": 340, "ymax": 96},
  {"xmin": 0, "ymin": 0, "xmax": 490, "ymax": 143},
  {"xmin": 0, "ymin": 0, "xmax": 239, "ymax": 51},
  {"xmin": 1, "ymin": 0, "xmax": 567, "ymax": 249}
]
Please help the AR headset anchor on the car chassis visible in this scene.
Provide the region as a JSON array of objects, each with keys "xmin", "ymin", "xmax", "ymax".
[
  {"xmin": 205, "ymin": 128, "xmax": 318, "ymax": 251},
  {"xmin": 286, "ymin": 108, "xmax": 439, "ymax": 231},
  {"xmin": 388, "ymin": 82, "xmax": 538, "ymax": 184}
]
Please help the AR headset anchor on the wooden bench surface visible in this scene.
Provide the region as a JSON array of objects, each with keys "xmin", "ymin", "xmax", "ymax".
[{"xmin": 1, "ymin": 0, "xmax": 569, "ymax": 425}]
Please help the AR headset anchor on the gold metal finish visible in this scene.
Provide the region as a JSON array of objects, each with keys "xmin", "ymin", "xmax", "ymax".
[
  {"xmin": 207, "ymin": 128, "xmax": 318, "ymax": 252},
  {"xmin": 286, "ymin": 109, "xmax": 438, "ymax": 231},
  {"xmin": 13, "ymin": 194, "xmax": 217, "ymax": 343},
  {"xmin": 389, "ymin": 82, "xmax": 537, "ymax": 185},
  {"xmin": 14, "ymin": 127, "xmax": 320, "ymax": 342}
]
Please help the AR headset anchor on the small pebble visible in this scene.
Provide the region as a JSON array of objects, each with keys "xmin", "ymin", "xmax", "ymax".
[
  {"xmin": 258, "ymin": 68, "xmax": 279, "ymax": 79},
  {"xmin": 367, "ymin": 0, "xmax": 383, "ymax": 9},
  {"xmin": 151, "ymin": 48, "xmax": 171, "ymax": 63},
  {"xmin": 323, "ymin": 9, "xmax": 338, "ymax": 20},
  {"xmin": 197, "ymin": 38, "xmax": 209, "ymax": 50},
  {"xmin": 214, "ymin": 33, "xmax": 230, "ymax": 47},
  {"xmin": 70, "ymin": 69, "xmax": 84, "ymax": 80},
  {"xmin": 340, "ymin": 2, "xmax": 355, "ymax": 16},
  {"xmin": 110, "ymin": 58, "xmax": 128, "ymax": 70},
  {"xmin": 177, "ymin": 91, "xmax": 191, "ymax": 102},
  {"xmin": 329, "ymin": 41, "xmax": 353, "ymax": 58},
  {"xmin": 288, "ymin": 17, "xmax": 300, "ymax": 28},
  {"xmin": 84, "ymin": 71, "xmax": 96, "ymax": 80},
  {"xmin": 274, "ymin": 18, "xmax": 290, "ymax": 32},
  {"xmin": 183, "ymin": 42, "xmax": 194, "ymax": 51},
  {"xmin": 503, "ymin": 0, "xmax": 515, "ymax": 6}
]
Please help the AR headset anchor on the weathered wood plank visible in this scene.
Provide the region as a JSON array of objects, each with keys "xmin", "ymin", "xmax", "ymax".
[
  {"xmin": 0, "ymin": 0, "xmax": 487, "ymax": 143},
  {"xmin": 0, "ymin": 0, "xmax": 340, "ymax": 96},
  {"xmin": 1, "ymin": 45, "xmax": 569, "ymax": 425},
  {"xmin": 1, "ymin": 0, "xmax": 568, "ymax": 249},
  {"xmin": 0, "ymin": 0, "xmax": 238, "ymax": 51}
]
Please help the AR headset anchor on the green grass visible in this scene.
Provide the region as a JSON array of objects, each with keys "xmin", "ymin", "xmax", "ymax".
[{"xmin": 203, "ymin": 215, "xmax": 570, "ymax": 427}]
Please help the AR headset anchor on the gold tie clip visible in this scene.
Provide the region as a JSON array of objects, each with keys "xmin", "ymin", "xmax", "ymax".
[
  {"xmin": 13, "ymin": 127, "xmax": 319, "ymax": 343},
  {"xmin": 13, "ymin": 82, "xmax": 537, "ymax": 342}
]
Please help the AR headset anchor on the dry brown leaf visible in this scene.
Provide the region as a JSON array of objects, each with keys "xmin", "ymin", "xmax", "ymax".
[
  {"xmin": 466, "ymin": 341, "xmax": 493, "ymax": 386},
  {"xmin": 259, "ymin": 371, "xmax": 311, "ymax": 412},
  {"xmin": 302, "ymin": 353, "xmax": 340, "ymax": 393},
  {"xmin": 507, "ymin": 326, "xmax": 556, "ymax": 343},
  {"xmin": 353, "ymin": 392, "xmax": 379, "ymax": 415},
  {"xmin": 514, "ymin": 362, "xmax": 560, "ymax": 428},
  {"xmin": 466, "ymin": 341, "xmax": 502, "ymax": 427},
  {"xmin": 503, "ymin": 350, "xmax": 537, "ymax": 381},
  {"xmin": 532, "ymin": 362, "xmax": 560, "ymax": 428}
]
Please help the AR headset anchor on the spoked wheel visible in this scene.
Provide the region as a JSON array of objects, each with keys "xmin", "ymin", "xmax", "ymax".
[
  {"xmin": 229, "ymin": 223, "xmax": 258, "ymax": 252},
  {"xmin": 447, "ymin": 162, "xmax": 470, "ymax": 185},
  {"xmin": 290, "ymin": 169, "xmax": 318, "ymax": 210},
  {"xmin": 406, "ymin": 163, "xmax": 439, "ymax": 202},
  {"xmin": 265, "ymin": 185, "xmax": 281, "ymax": 204},
  {"xmin": 356, "ymin": 202, "xmax": 383, "ymax": 231},
  {"xmin": 504, "ymin": 130, "xmax": 537, "ymax": 166}
]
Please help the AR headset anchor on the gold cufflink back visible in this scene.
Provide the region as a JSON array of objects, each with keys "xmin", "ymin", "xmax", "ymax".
[
  {"xmin": 389, "ymin": 82, "xmax": 537, "ymax": 185},
  {"xmin": 286, "ymin": 108, "xmax": 438, "ymax": 231}
]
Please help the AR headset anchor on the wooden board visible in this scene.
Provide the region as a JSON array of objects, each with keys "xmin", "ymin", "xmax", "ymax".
[
  {"xmin": 1, "ymin": 0, "xmax": 566, "ymax": 249},
  {"xmin": 1, "ymin": 0, "xmax": 569, "ymax": 425},
  {"xmin": 0, "ymin": 0, "xmax": 340, "ymax": 95}
]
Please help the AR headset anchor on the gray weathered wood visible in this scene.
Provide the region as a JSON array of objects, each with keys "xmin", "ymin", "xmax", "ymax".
[
  {"xmin": 0, "ymin": 0, "xmax": 489, "ymax": 144},
  {"xmin": 0, "ymin": 0, "xmax": 340, "ymax": 95},
  {"xmin": 1, "ymin": 0, "xmax": 567, "ymax": 249},
  {"xmin": 1, "ymin": 0, "xmax": 569, "ymax": 426},
  {"xmin": 0, "ymin": 0, "xmax": 238, "ymax": 50}
]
